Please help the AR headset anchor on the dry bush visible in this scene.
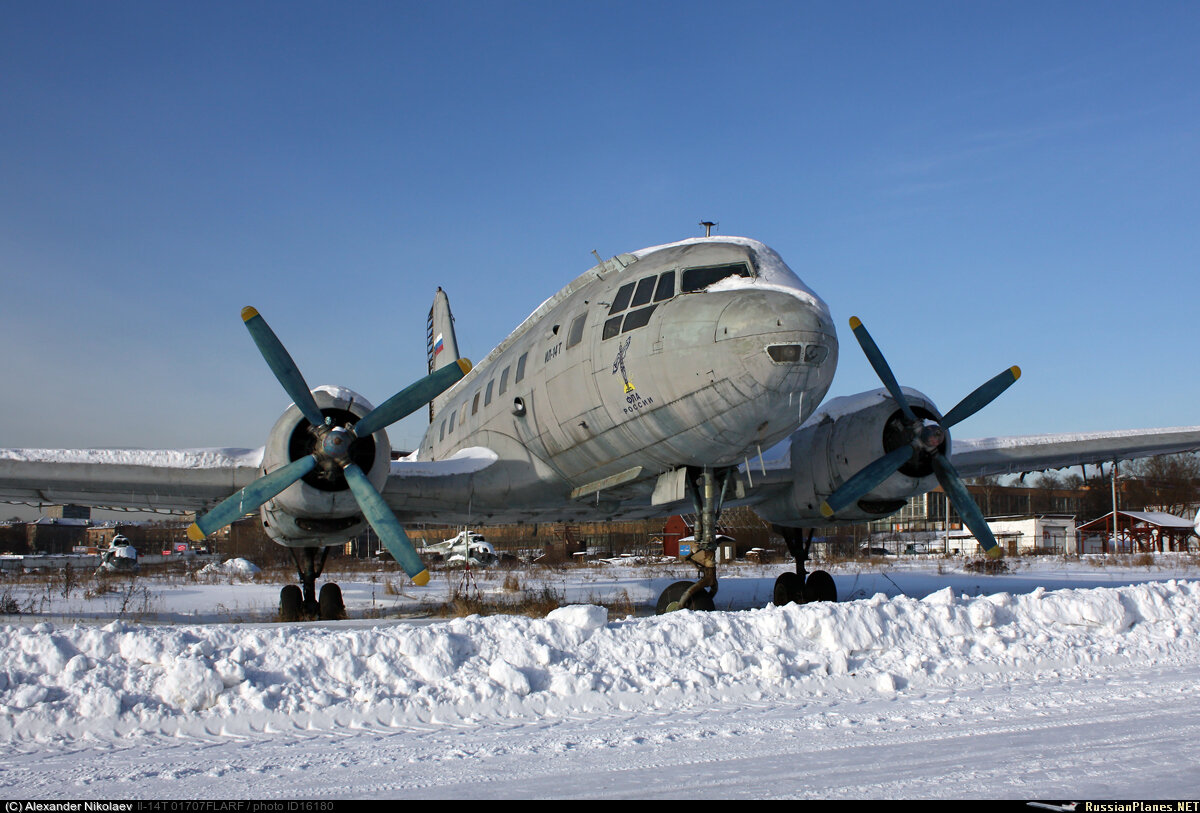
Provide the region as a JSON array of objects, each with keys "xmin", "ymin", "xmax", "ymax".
[{"xmin": 963, "ymin": 557, "xmax": 1009, "ymax": 575}]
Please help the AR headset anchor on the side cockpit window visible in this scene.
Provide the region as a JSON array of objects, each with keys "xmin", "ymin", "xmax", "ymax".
[
  {"xmin": 604, "ymin": 271, "xmax": 677, "ymax": 340},
  {"xmin": 681, "ymin": 262, "xmax": 751, "ymax": 292}
]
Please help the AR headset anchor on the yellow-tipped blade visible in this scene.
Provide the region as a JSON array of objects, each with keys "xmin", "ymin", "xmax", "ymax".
[
  {"xmin": 986, "ymin": 545, "xmax": 1004, "ymax": 560},
  {"xmin": 411, "ymin": 569, "xmax": 431, "ymax": 587},
  {"xmin": 1010, "ymin": 365, "xmax": 1021, "ymax": 380},
  {"xmin": 849, "ymin": 316, "xmax": 862, "ymax": 330},
  {"xmin": 820, "ymin": 501, "xmax": 835, "ymax": 518},
  {"xmin": 456, "ymin": 357, "xmax": 473, "ymax": 375},
  {"xmin": 241, "ymin": 306, "xmax": 259, "ymax": 322},
  {"xmin": 186, "ymin": 523, "xmax": 207, "ymax": 542}
]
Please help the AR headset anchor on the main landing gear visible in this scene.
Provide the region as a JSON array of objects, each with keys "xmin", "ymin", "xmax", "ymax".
[
  {"xmin": 280, "ymin": 546, "xmax": 346, "ymax": 621},
  {"xmin": 772, "ymin": 525, "xmax": 837, "ymax": 606},
  {"xmin": 657, "ymin": 467, "xmax": 731, "ymax": 614}
]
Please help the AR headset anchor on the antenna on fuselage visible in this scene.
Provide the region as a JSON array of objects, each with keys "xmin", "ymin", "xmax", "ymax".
[{"xmin": 700, "ymin": 221, "xmax": 718, "ymax": 237}]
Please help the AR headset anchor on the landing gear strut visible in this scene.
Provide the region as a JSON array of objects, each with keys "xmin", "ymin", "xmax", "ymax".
[
  {"xmin": 280, "ymin": 546, "xmax": 346, "ymax": 621},
  {"xmin": 772, "ymin": 525, "xmax": 837, "ymax": 605},
  {"xmin": 658, "ymin": 467, "xmax": 732, "ymax": 613}
]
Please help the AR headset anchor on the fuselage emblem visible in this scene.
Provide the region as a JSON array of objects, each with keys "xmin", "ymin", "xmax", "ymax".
[{"xmin": 612, "ymin": 336, "xmax": 636, "ymax": 393}]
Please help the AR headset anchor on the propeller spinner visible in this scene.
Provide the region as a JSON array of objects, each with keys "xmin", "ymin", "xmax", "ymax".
[
  {"xmin": 819, "ymin": 316, "xmax": 1019, "ymax": 559},
  {"xmin": 187, "ymin": 306, "xmax": 471, "ymax": 585}
]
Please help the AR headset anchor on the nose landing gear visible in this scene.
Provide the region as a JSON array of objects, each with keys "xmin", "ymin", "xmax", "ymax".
[{"xmin": 657, "ymin": 467, "xmax": 731, "ymax": 613}]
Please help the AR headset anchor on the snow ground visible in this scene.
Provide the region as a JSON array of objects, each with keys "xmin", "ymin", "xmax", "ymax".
[{"xmin": 2, "ymin": 555, "xmax": 1199, "ymax": 799}]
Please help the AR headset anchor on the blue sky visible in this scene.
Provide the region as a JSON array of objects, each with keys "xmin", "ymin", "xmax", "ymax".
[{"xmin": 2, "ymin": 1, "xmax": 1198, "ymax": 455}]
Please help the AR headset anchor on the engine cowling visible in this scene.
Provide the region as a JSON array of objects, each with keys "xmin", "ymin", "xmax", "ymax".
[
  {"xmin": 756, "ymin": 387, "xmax": 944, "ymax": 526},
  {"xmin": 258, "ymin": 385, "xmax": 391, "ymax": 547}
]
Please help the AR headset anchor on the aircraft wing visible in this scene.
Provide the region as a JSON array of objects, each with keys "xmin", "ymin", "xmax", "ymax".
[
  {"xmin": 948, "ymin": 426, "xmax": 1200, "ymax": 478},
  {"xmin": 0, "ymin": 448, "xmax": 265, "ymax": 512},
  {"xmin": 0, "ymin": 445, "xmax": 499, "ymax": 515}
]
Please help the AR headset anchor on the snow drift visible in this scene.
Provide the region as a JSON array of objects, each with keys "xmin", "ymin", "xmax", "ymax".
[{"xmin": 2, "ymin": 581, "xmax": 1198, "ymax": 747}]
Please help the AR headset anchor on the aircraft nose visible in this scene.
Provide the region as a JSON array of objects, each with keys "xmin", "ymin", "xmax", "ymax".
[{"xmin": 714, "ymin": 289, "xmax": 836, "ymax": 394}]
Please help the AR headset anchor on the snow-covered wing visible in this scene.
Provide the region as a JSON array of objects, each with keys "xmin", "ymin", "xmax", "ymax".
[
  {"xmin": 382, "ymin": 446, "xmax": 499, "ymax": 517},
  {"xmin": 950, "ymin": 426, "xmax": 1200, "ymax": 478},
  {"xmin": 0, "ymin": 445, "xmax": 501, "ymax": 516},
  {"xmin": 0, "ymin": 448, "xmax": 264, "ymax": 512}
]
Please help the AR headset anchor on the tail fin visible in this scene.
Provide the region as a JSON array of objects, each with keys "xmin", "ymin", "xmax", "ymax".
[{"xmin": 426, "ymin": 287, "xmax": 461, "ymax": 422}]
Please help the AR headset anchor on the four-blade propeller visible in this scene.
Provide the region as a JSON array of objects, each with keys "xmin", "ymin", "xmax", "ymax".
[
  {"xmin": 187, "ymin": 306, "xmax": 471, "ymax": 585},
  {"xmin": 819, "ymin": 316, "xmax": 1019, "ymax": 559}
]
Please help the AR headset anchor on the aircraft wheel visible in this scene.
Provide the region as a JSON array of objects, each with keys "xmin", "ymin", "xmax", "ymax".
[
  {"xmin": 656, "ymin": 580, "xmax": 715, "ymax": 614},
  {"xmin": 773, "ymin": 571, "xmax": 805, "ymax": 606},
  {"xmin": 805, "ymin": 570, "xmax": 837, "ymax": 603},
  {"xmin": 319, "ymin": 582, "xmax": 346, "ymax": 620},
  {"xmin": 280, "ymin": 584, "xmax": 303, "ymax": 622}
]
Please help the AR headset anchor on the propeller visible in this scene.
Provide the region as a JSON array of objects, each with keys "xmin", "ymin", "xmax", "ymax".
[
  {"xmin": 819, "ymin": 316, "xmax": 1019, "ymax": 559},
  {"xmin": 187, "ymin": 306, "xmax": 472, "ymax": 584}
]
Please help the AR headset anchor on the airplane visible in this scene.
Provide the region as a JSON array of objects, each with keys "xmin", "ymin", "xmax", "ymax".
[
  {"xmin": 3, "ymin": 235, "xmax": 1200, "ymax": 619},
  {"xmin": 419, "ymin": 530, "xmax": 498, "ymax": 567}
]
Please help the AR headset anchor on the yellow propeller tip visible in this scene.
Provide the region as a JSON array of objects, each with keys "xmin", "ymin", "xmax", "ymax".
[
  {"xmin": 986, "ymin": 546, "xmax": 1004, "ymax": 560},
  {"xmin": 820, "ymin": 502, "xmax": 835, "ymax": 518},
  {"xmin": 457, "ymin": 358, "xmax": 473, "ymax": 375},
  {"xmin": 241, "ymin": 306, "xmax": 259, "ymax": 322},
  {"xmin": 848, "ymin": 316, "xmax": 862, "ymax": 330},
  {"xmin": 186, "ymin": 523, "xmax": 207, "ymax": 542},
  {"xmin": 1010, "ymin": 365, "xmax": 1021, "ymax": 380},
  {"xmin": 411, "ymin": 569, "xmax": 430, "ymax": 586}
]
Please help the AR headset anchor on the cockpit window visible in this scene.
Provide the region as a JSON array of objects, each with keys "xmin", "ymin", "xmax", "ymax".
[
  {"xmin": 621, "ymin": 304, "xmax": 656, "ymax": 333},
  {"xmin": 653, "ymin": 271, "xmax": 675, "ymax": 302},
  {"xmin": 609, "ymin": 283, "xmax": 635, "ymax": 315},
  {"xmin": 630, "ymin": 277, "xmax": 656, "ymax": 308},
  {"xmin": 681, "ymin": 263, "xmax": 751, "ymax": 292}
]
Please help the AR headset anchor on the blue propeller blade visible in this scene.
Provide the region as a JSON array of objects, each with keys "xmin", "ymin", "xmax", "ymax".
[
  {"xmin": 932, "ymin": 454, "xmax": 1002, "ymax": 558},
  {"xmin": 849, "ymin": 317, "xmax": 918, "ymax": 424},
  {"xmin": 355, "ymin": 358, "xmax": 472, "ymax": 438},
  {"xmin": 940, "ymin": 366, "xmax": 1022, "ymax": 429},
  {"xmin": 820, "ymin": 445, "xmax": 913, "ymax": 518},
  {"xmin": 342, "ymin": 463, "xmax": 430, "ymax": 585},
  {"xmin": 241, "ymin": 307, "xmax": 327, "ymax": 429},
  {"xmin": 188, "ymin": 454, "xmax": 317, "ymax": 541}
]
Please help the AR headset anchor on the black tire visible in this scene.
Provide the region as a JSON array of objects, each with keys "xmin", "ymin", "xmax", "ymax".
[
  {"xmin": 319, "ymin": 582, "xmax": 346, "ymax": 620},
  {"xmin": 280, "ymin": 584, "xmax": 303, "ymax": 622},
  {"xmin": 805, "ymin": 570, "xmax": 838, "ymax": 603},
  {"xmin": 773, "ymin": 571, "xmax": 804, "ymax": 606},
  {"xmin": 656, "ymin": 580, "xmax": 715, "ymax": 614}
]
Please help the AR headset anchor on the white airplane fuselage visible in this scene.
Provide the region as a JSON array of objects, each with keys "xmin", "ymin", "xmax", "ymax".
[{"xmin": 406, "ymin": 237, "xmax": 838, "ymax": 523}]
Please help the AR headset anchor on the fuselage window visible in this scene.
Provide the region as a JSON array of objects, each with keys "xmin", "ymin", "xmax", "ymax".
[
  {"xmin": 447, "ymin": 410, "xmax": 456, "ymax": 433},
  {"xmin": 602, "ymin": 316, "xmax": 622, "ymax": 340},
  {"xmin": 515, "ymin": 352, "xmax": 528, "ymax": 383},
  {"xmin": 499, "ymin": 366, "xmax": 510, "ymax": 395},
  {"xmin": 484, "ymin": 379, "xmax": 494, "ymax": 406},
  {"xmin": 630, "ymin": 276, "xmax": 656, "ymax": 308},
  {"xmin": 472, "ymin": 391, "xmax": 481, "ymax": 415},
  {"xmin": 621, "ymin": 304, "xmax": 656, "ymax": 333},
  {"xmin": 681, "ymin": 263, "xmax": 751, "ymax": 293},
  {"xmin": 608, "ymin": 283, "xmax": 635, "ymax": 315},
  {"xmin": 439, "ymin": 420, "xmax": 446, "ymax": 441},
  {"xmin": 567, "ymin": 313, "xmax": 587, "ymax": 348},
  {"xmin": 653, "ymin": 271, "xmax": 675, "ymax": 302}
]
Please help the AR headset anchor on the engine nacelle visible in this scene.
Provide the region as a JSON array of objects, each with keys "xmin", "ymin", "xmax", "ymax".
[
  {"xmin": 756, "ymin": 387, "xmax": 944, "ymax": 526},
  {"xmin": 258, "ymin": 385, "xmax": 391, "ymax": 548}
]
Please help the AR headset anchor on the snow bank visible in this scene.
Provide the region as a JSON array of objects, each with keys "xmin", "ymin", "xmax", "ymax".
[
  {"xmin": 1, "ymin": 582, "xmax": 1198, "ymax": 746},
  {"xmin": 196, "ymin": 558, "xmax": 262, "ymax": 580}
]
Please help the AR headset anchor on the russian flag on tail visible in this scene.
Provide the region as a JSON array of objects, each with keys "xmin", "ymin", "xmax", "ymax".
[{"xmin": 433, "ymin": 333, "xmax": 444, "ymax": 356}]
